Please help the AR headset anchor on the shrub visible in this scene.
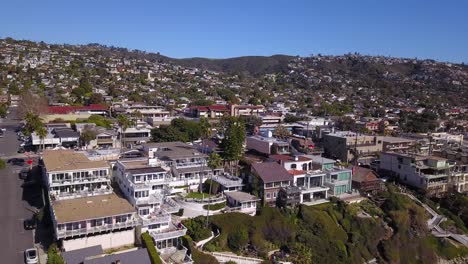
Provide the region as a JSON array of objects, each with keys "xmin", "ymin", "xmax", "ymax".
[
  {"xmin": 142, "ymin": 232, "xmax": 162, "ymax": 264},
  {"xmin": 203, "ymin": 202, "xmax": 226, "ymax": 211},
  {"xmin": 182, "ymin": 216, "xmax": 212, "ymax": 241},
  {"xmin": 174, "ymin": 208, "xmax": 184, "ymax": 217},
  {"xmin": 0, "ymin": 159, "xmax": 5, "ymax": 169},
  {"xmin": 227, "ymin": 227, "xmax": 249, "ymax": 252},
  {"xmin": 182, "ymin": 235, "xmax": 219, "ymax": 264},
  {"xmin": 47, "ymin": 243, "xmax": 65, "ymax": 264}
]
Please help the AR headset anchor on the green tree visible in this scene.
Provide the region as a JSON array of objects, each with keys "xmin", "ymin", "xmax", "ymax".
[
  {"xmin": 117, "ymin": 114, "xmax": 132, "ymax": 148},
  {"xmin": 36, "ymin": 125, "xmax": 47, "ymax": 152},
  {"xmin": 80, "ymin": 128, "xmax": 97, "ymax": 148},
  {"xmin": 46, "ymin": 243, "xmax": 65, "ymax": 264},
  {"xmin": 88, "ymin": 93, "xmax": 103, "ymax": 104},
  {"xmin": 24, "ymin": 111, "xmax": 44, "ymax": 136},
  {"xmin": 220, "ymin": 116, "xmax": 246, "ymax": 173},
  {"xmin": 0, "ymin": 104, "xmax": 7, "ymax": 118},
  {"xmin": 199, "ymin": 117, "xmax": 212, "ymax": 139},
  {"xmin": 274, "ymin": 124, "xmax": 290, "ymax": 138}
]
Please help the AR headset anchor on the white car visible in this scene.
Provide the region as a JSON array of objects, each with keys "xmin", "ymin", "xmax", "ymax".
[{"xmin": 24, "ymin": 248, "xmax": 38, "ymax": 264}]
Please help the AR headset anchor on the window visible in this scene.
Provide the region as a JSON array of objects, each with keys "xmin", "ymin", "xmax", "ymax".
[
  {"xmin": 291, "ymin": 164, "xmax": 297, "ymax": 169},
  {"xmin": 152, "ymin": 185, "xmax": 163, "ymax": 190},
  {"xmin": 134, "ymin": 175, "xmax": 141, "ymax": 182},
  {"xmin": 139, "ymin": 209, "xmax": 150, "ymax": 215},
  {"xmin": 273, "ymin": 192, "xmax": 277, "ymax": 198},
  {"xmin": 266, "ymin": 193, "xmax": 271, "ymax": 199}
]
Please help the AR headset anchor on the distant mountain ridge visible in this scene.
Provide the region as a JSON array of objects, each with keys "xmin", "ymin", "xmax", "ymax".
[{"xmin": 169, "ymin": 55, "xmax": 295, "ymax": 75}]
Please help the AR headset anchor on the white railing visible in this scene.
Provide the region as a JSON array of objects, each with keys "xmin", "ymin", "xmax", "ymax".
[
  {"xmin": 150, "ymin": 225, "xmax": 187, "ymax": 241},
  {"xmin": 51, "ymin": 176, "xmax": 109, "ymax": 185},
  {"xmin": 53, "ymin": 188, "xmax": 112, "ymax": 200},
  {"xmin": 56, "ymin": 219, "xmax": 139, "ymax": 239},
  {"xmin": 136, "ymin": 193, "xmax": 164, "ymax": 205},
  {"xmin": 175, "ymin": 161, "xmax": 205, "ymax": 169},
  {"xmin": 141, "ymin": 213, "xmax": 171, "ymax": 226}
]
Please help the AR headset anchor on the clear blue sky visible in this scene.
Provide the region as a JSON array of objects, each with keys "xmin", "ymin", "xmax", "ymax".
[{"xmin": 2, "ymin": 0, "xmax": 467, "ymax": 62}]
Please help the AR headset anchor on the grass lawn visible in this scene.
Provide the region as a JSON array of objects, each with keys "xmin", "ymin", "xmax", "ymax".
[
  {"xmin": 186, "ymin": 192, "xmax": 213, "ymax": 199},
  {"xmin": 203, "ymin": 202, "xmax": 226, "ymax": 211}
]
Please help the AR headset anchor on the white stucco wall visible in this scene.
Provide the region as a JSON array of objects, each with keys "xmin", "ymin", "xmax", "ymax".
[{"xmin": 62, "ymin": 229, "xmax": 135, "ymax": 251}]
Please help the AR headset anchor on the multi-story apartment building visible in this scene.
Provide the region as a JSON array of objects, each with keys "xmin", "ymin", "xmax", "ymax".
[
  {"xmin": 451, "ymin": 163, "xmax": 468, "ymax": 193},
  {"xmin": 230, "ymin": 104, "xmax": 265, "ymax": 117},
  {"xmin": 114, "ymin": 155, "xmax": 192, "ymax": 263},
  {"xmin": 144, "ymin": 142, "xmax": 223, "ymax": 190},
  {"xmin": 121, "ymin": 125, "xmax": 152, "ymax": 146},
  {"xmin": 379, "ymin": 152, "xmax": 451, "ymax": 196},
  {"xmin": 50, "ymin": 193, "xmax": 140, "ymax": 251},
  {"xmin": 41, "ymin": 150, "xmax": 139, "ymax": 251},
  {"xmin": 42, "ymin": 150, "xmax": 112, "ymax": 200},
  {"xmin": 381, "ymin": 137, "xmax": 416, "ymax": 152},
  {"xmin": 323, "ymin": 167, "xmax": 353, "ymax": 196},
  {"xmin": 251, "ymin": 162, "xmax": 293, "ymax": 205},
  {"xmin": 323, "ymin": 131, "xmax": 383, "ymax": 164},
  {"xmin": 246, "ymin": 134, "xmax": 290, "ymax": 156}
]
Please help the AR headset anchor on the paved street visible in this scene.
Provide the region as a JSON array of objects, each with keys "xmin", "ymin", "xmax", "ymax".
[{"xmin": 0, "ymin": 109, "xmax": 36, "ymax": 263}]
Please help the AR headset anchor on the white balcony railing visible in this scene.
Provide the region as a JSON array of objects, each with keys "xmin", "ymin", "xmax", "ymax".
[
  {"xmin": 150, "ymin": 224, "xmax": 187, "ymax": 241},
  {"xmin": 141, "ymin": 213, "xmax": 171, "ymax": 226},
  {"xmin": 56, "ymin": 219, "xmax": 139, "ymax": 239},
  {"xmin": 175, "ymin": 161, "xmax": 205, "ymax": 169},
  {"xmin": 52, "ymin": 188, "xmax": 112, "ymax": 200},
  {"xmin": 51, "ymin": 176, "xmax": 110, "ymax": 186},
  {"xmin": 136, "ymin": 193, "xmax": 164, "ymax": 205}
]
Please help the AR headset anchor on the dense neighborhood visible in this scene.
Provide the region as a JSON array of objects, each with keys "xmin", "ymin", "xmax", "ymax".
[{"xmin": 1, "ymin": 38, "xmax": 468, "ymax": 264}]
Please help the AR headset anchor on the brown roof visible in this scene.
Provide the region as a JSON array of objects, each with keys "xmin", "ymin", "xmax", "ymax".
[
  {"xmin": 252, "ymin": 162, "xmax": 293, "ymax": 183},
  {"xmin": 43, "ymin": 150, "xmax": 109, "ymax": 172},
  {"xmin": 352, "ymin": 166, "xmax": 379, "ymax": 183},
  {"xmin": 52, "ymin": 193, "xmax": 135, "ymax": 223}
]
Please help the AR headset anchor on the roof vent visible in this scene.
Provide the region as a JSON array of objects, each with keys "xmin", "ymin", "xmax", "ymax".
[
  {"xmin": 101, "ymin": 199, "xmax": 108, "ymax": 202},
  {"xmin": 86, "ymin": 201, "xmax": 93, "ymax": 204}
]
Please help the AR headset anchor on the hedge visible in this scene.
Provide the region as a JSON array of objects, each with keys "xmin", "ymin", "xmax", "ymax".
[
  {"xmin": 47, "ymin": 243, "xmax": 65, "ymax": 264},
  {"xmin": 203, "ymin": 202, "xmax": 226, "ymax": 211},
  {"xmin": 181, "ymin": 235, "xmax": 218, "ymax": 264},
  {"xmin": 0, "ymin": 159, "xmax": 5, "ymax": 169},
  {"xmin": 142, "ymin": 232, "xmax": 162, "ymax": 264}
]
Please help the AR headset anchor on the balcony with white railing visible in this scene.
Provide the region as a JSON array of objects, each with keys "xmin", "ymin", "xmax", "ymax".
[
  {"xmin": 150, "ymin": 223, "xmax": 187, "ymax": 241},
  {"xmin": 135, "ymin": 192, "xmax": 164, "ymax": 205},
  {"xmin": 52, "ymin": 187, "xmax": 112, "ymax": 201},
  {"xmin": 174, "ymin": 160, "xmax": 206, "ymax": 169},
  {"xmin": 141, "ymin": 212, "xmax": 171, "ymax": 226},
  {"xmin": 56, "ymin": 219, "xmax": 140, "ymax": 239},
  {"xmin": 50, "ymin": 175, "xmax": 110, "ymax": 186},
  {"xmin": 160, "ymin": 198, "xmax": 180, "ymax": 214}
]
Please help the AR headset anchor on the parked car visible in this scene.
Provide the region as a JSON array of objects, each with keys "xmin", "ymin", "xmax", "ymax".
[
  {"xmin": 8, "ymin": 158, "xmax": 25, "ymax": 166},
  {"xmin": 19, "ymin": 167, "xmax": 30, "ymax": 180},
  {"xmin": 23, "ymin": 218, "xmax": 36, "ymax": 230},
  {"xmin": 24, "ymin": 248, "xmax": 38, "ymax": 264}
]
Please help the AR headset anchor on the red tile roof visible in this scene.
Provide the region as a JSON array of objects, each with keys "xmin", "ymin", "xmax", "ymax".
[
  {"xmin": 288, "ymin": 169, "xmax": 306, "ymax": 176},
  {"xmin": 208, "ymin": 105, "xmax": 229, "ymax": 111},
  {"xmin": 48, "ymin": 104, "xmax": 108, "ymax": 114}
]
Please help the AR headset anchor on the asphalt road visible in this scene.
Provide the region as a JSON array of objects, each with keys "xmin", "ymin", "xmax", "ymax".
[{"xmin": 0, "ymin": 109, "xmax": 35, "ymax": 263}]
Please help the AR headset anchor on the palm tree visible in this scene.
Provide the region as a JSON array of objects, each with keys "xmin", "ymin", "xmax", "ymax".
[
  {"xmin": 199, "ymin": 117, "xmax": 212, "ymax": 140},
  {"xmin": 205, "ymin": 152, "xmax": 223, "ymax": 227},
  {"xmin": 36, "ymin": 125, "xmax": 47, "ymax": 152},
  {"xmin": 24, "ymin": 111, "xmax": 43, "ymax": 136},
  {"xmin": 117, "ymin": 114, "xmax": 131, "ymax": 149}
]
